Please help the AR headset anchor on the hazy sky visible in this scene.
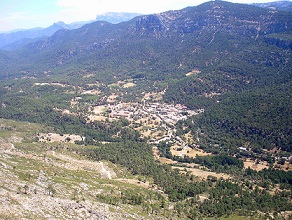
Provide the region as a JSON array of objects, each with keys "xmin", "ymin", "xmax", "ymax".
[{"xmin": 0, "ymin": 0, "xmax": 289, "ymax": 32}]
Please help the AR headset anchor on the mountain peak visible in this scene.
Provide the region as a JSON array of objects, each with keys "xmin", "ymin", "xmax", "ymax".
[
  {"xmin": 252, "ymin": 1, "xmax": 292, "ymax": 12},
  {"xmin": 55, "ymin": 21, "xmax": 67, "ymax": 26},
  {"xmin": 95, "ymin": 12, "xmax": 141, "ymax": 24}
]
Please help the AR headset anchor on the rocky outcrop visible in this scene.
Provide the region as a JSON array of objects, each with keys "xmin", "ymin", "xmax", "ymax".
[{"xmin": 264, "ymin": 35, "xmax": 292, "ymax": 49}]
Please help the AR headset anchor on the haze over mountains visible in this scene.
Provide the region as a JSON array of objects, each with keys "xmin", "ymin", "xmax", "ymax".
[
  {"xmin": 252, "ymin": 0, "xmax": 292, "ymax": 11},
  {"xmin": 95, "ymin": 12, "xmax": 142, "ymax": 24},
  {"xmin": 0, "ymin": 12, "xmax": 141, "ymax": 50},
  {"xmin": 0, "ymin": 1, "xmax": 291, "ymax": 50}
]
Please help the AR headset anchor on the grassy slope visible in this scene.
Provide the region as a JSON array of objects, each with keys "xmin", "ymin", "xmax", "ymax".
[{"xmin": 0, "ymin": 119, "xmax": 168, "ymax": 220}]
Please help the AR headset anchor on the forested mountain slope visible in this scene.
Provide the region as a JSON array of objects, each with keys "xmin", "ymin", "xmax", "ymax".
[{"xmin": 0, "ymin": 1, "xmax": 291, "ymax": 79}]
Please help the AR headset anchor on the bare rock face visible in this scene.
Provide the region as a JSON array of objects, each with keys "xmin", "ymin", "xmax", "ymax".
[
  {"xmin": 264, "ymin": 35, "xmax": 292, "ymax": 49},
  {"xmin": 0, "ymin": 141, "xmax": 140, "ymax": 220},
  {"xmin": 0, "ymin": 190, "xmax": 121, "ymax": 219},
  {"xmin": 8, "ymin": 135, "xmax": 23, "ymax": 143},
  {"xmin": 133, "ymin": 1, "xmax": 291, "ymax": 38}
]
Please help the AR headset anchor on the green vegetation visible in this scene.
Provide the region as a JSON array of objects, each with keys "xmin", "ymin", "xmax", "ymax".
[
  {"xmin": 0, "ymin": 1, "xmax": 291, "ymax": 218},
  {"xmin": 83, "ymin": 140, "xmax": 292, "ymax": 218},
  {"xmin": 84, "ymin": 141, "xmax": 208, "ymax": 202},
  {"xmin": 171, "ymin": 85, "xmax": 292, "ymax": 153}
]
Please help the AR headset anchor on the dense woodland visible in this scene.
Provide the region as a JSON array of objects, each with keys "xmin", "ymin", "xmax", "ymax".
[
  {"xmin": 164, "ymin": 43, "xmax": 292, "ymax": 154},
  {"xmin": 83, "ymin": 141, "xmax": 292, "ymax": 218}
]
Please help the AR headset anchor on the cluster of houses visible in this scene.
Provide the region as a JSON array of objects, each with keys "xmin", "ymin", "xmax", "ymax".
[
  {"xmin": 88, "ymin": 101, "xmax": 205, "ymax": 149},
  {"xmin": 98, "ymin": 102, "xmax": 204, "ymax": 126},
  {"xmin": 147, "ymin": 103, "xmax": 204, "ymax": 125}
]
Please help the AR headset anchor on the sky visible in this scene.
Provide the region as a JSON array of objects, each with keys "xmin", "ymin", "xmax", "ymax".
[{"xmin": 0, "ymin": 0, "xmax": 289, "ymax": 32}]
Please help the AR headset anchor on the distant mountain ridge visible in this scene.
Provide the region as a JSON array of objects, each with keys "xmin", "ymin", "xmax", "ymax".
[
  {"xmin": 14, "ymin": 1, "xmax": 290, "ymax": 73},
  {"xmin": 0, "ymin": 22, "xmax": 67, "ymax": 49},
  {"xmin": 95, "ymin": 12, "xmax": 142, "ymax": 24},
  {"xmin": 252, "ymin": 1, "xmax": 292, "ymax": 12},
  {"xmin": 0, "ymin": 12, "xmax": 141, "ymax": 50},
  {"xmin": 2, "ymin": 2, "xmax": 290, "ymax": 50}
]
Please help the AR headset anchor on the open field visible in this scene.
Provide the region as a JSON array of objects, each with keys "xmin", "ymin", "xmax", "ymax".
[
  {"xmin": 173, "ymin": 165, "xmax": 231, "ymax": 180},
  {"xmin": 185, "ymin": 68, "xmax": 201, "ymax": 76},
  {"xmin": 87, "ymin": 115, "xmax": 109, "ymax": 122},
  {"xmin": 154, "ymin": 147, "xmax": 230, "ymax": 180},
  {"xmin": 244, "ymin": 159, "xmax": 270, "ymax": 171},
  {"xmin": 123, "ymin": 82, "xmax": 136, "ymax": 88},
  {"xmin": 171, "ymin": 146, "xmax": 210, "ymax": 158},
  {"xmin": 38, "ymin": 133, "xmax": 83, "ymax": 144}
]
